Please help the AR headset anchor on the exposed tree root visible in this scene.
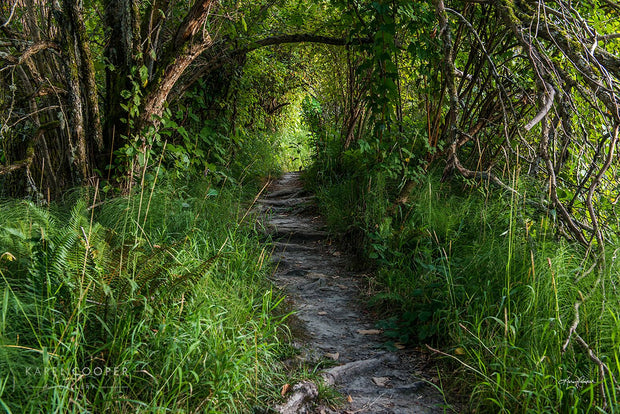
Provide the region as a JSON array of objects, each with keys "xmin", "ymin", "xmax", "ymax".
[
  {"xmin": 276, "ymin": 381, "xmax": 319, "ymax": 414},
  {"xmin": 276, "ymin": 356, "xmax": 395, "ymax": 413}
]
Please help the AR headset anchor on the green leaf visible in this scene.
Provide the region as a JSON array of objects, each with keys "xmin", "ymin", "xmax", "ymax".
[{"xmin": 139, "ymin": 65, "xmax": 149, "ymax": 87}]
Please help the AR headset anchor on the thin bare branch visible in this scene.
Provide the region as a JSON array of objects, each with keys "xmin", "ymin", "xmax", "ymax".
[{"xmin": 524, "ymin": 83, "xmax": 555, "ymax": 131}]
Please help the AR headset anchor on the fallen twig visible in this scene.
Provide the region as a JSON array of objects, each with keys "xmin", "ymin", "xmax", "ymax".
[{"xmin": 561, "ymin": 299, "xmax": 616, "ymax": 409}]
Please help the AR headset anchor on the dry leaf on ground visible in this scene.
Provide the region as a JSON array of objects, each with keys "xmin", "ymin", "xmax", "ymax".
[{"xmin": 357, "ymin": 329, "xmax": 382, "ymax": 335}]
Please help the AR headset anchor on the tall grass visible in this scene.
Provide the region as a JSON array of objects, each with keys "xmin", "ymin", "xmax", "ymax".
[
  {"xmin": 0, "ymin": 178, "xmax": 289, "ymax": 413},
  {"xmin": 311, "ymin": 167, "xmax": 620, "ymax": 412}
]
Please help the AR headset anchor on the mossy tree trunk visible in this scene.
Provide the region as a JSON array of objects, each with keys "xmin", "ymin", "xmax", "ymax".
[
  {"xmin": 1, "ymin": 0, "xmax": 220, "ymax": 194},
  {"xmin": 54, "ymin": 0, "xmax": 103, "ymax": 185},
  {"xmin": 102, "ymin": 0, "xmax": 142, "ymax": 170}
]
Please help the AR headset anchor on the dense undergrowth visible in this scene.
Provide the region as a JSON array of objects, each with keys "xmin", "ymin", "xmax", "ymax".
[
  {"xmin": 0, "ymin": 177, "xmax": 292, "ymax": 413},
  {"xmin": 307, "ymin": 163, "xmax": 620, "ymax": 412}
]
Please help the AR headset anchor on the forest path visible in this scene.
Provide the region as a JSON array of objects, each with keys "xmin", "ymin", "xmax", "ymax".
[{"xmin": 257, "ymin": 172, "xmax": 447, "ymax": 414}]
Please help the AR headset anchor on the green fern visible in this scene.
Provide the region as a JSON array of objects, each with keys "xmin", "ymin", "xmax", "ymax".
[
  {"xmin": 0, "ymin": 179, "xmax": 288, "ymax": 413},
  {"xmin": 96, "ymin": 242, "xmax": 218, "ymax": 317}
]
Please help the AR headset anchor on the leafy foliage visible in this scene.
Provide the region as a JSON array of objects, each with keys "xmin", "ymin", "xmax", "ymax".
[{"xmin": 304, "ymin": 3, "xmax": 620, "ymax": 410}]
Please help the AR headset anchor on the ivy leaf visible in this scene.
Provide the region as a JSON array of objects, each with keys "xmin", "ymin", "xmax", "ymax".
[{"xmin": 139, "ymin": 65, "xmax": 148, "ymax": 87}]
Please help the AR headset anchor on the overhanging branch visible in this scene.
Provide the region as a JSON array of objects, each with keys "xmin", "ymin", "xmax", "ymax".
[
  {"xmin": 170, "ymin": 33, "xmax": 371, "ymax": 102},
  {"xmin": 247, "ymin": 34, "xmax": 371, "ymax": 51}
]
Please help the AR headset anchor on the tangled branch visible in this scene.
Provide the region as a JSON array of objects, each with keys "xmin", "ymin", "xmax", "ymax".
[{"xmin": 435, "ymin": 1, "xmax": 620, "ymax": 251}]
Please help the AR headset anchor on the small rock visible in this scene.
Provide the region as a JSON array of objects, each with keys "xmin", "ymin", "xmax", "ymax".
[
  {"xmin": 325, "ymin": 352, "xmax": 339, "ymax": 360},
  {"xmin": 372, "ymin": 377, "xmax": 391, "ymax": 387}
]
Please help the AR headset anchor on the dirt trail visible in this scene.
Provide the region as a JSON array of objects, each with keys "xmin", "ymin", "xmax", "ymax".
[{"xmin": 257, "ymin": 172, "xmax": 447, "ymax": 414}]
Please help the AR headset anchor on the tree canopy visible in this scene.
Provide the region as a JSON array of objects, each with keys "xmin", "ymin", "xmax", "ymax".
[{"xmin": 2, "ymin": 0, "xmax": 620, "ymax": 243}]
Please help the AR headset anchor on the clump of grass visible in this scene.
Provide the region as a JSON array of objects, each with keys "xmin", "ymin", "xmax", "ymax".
[
  {"xmin": 0, "ymin": 177, "xmax": 290, "ymax": 412},
  {"xmin": 310, "ymin": 165, "xmax": 620, "ymax": 412}
]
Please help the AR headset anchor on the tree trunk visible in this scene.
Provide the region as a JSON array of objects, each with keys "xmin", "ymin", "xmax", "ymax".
[
  {"xmin": 103, "ymin": 0, "xmax": 141, "ymax": 170},
  {"xmin": 136, "ymin": 0, "xmax": 218, "ymax": 131},
  {"xmin": 137, "ymin": 43, "xmax": 212, "ymax": 131},
  {"xmin": 54, "ymin": 0, "xmax": 102, "ymax": 185}
]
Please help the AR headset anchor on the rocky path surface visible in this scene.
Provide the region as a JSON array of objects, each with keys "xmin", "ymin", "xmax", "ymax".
[{"xmin": 257, "ymin": 172, "xmax": 447, "ymax": 414}]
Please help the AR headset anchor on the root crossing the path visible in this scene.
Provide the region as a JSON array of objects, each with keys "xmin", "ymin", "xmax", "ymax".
[{"xmin": 257, "ymin": 172, "xmax": 447, "ymax": 414}]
